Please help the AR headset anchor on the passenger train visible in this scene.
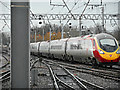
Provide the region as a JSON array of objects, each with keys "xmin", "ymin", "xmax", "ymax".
[{"xmin": 30, "ymin": 33, "xmax": 120, "ymax": 67}]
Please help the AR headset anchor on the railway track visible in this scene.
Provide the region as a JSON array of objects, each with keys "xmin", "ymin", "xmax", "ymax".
[
  {"xmin": 0, "ymin": 70, "xmax": 10, "ymax": 82},
  {"xmin": 97, "ymin": 65, "xmax": 120, "ymax": 74},
  {"xmin": 43, "ymin": 59, "xmax": 104, "ymax": 90},
  {"xmin": 1, "ymin": 54, "xmax": 119, "ymax": 89},
  {"xmin": 43, "ymin": 58, "xmax": 120, "ymax": 82},
  {"xmin": 0, "ymin": 52, "xmax": 10, "ymax": 83},
  {"xmin": 43, "ymin": 57, "xmax": 120, "ymax": 74}
]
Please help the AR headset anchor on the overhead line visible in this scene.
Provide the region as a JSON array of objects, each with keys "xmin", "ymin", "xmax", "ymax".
[
  {"xmin": 79, "ymin": 0, "xmax": 90, "ymax": 19},
  {"xmin": 0, "ymin": 1, "xmax": 10, "ymax": 10},
  {"xmin": 50, "ymin": 0, "xmax": 65, "ymax": 6},
  {"xmin": 62, "ymin": 0, "xmax": 76, "ymax": 20}
]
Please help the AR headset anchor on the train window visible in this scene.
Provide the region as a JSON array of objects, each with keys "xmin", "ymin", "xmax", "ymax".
[
  {"xmin": 99, "ymin": 39, "xmax": 118, "ymax": 52},
  {"xmin": 51, "ymin": 45, "xmax": 62, "ymax": 49},
  {"xmin": 100, "ymin": 39, "xmax": 116, "ymax": 46}
]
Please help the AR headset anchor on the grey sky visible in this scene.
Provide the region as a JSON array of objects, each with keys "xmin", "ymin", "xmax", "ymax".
[{"xmin": 0, "ymin": 0, "xmax": 120, "ymax": 32}]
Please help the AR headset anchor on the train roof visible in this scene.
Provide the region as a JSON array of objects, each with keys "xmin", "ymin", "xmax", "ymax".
[{"xmin": 95, "ymin": 33, "xmax": 115, "ymax": 40}]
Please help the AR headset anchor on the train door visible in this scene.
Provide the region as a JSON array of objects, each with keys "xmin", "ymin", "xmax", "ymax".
[
  {"xmin": 81, "ymin": 40, "xmax": 85, "ymax": 56},
  {"xmin": 78, "ymin": 40, "xmax": 84, "ymax": 57},
  {"xmin": 86, "ymin": 39, "xmax": 93, "ymax": 56},
  {"xmin": 83, "ymin": 39, "xmax": 93, "ymax": 57}
]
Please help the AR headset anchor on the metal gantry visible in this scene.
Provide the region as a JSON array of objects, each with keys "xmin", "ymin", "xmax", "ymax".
[
  {"xmin": 1, "ymin": 13, "xmax": 120, "ymax": 41},
  {"xmin": 0, "ymin": 14, "xmax": 10, "ymax": 20},
  {"xmin": 0, "ymin": 14, "xmax": 120, "ymax": 20}
]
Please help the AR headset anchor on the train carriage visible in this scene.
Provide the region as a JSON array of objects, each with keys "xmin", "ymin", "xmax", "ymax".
[
  {"xmin": 30, "ymin": 33, "xmax": 120, "ymax": 67},
  {"xmin": 30, "ymin": 42, "xmax": 40, "ymax": 56},
  {"xmin": 66, "ymin": 35, "xmax": 94, "ymax": 63},
  {"xmin": 49, "ymin": 38, "xmax": 68, "ymax": 59},
  {"xmin": 93, "ymin": 33, "xmax": 120, "ymax": 65},
  {"xmin": 39, "ymin": 41, "xmax": 49, "ymax": 57}
]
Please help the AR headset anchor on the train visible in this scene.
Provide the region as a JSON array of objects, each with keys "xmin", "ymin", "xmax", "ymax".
[{"xmin": 30, "ymin": 33, "xmax": 120, "ymax": 67}]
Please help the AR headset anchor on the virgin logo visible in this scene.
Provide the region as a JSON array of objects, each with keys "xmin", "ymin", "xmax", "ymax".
[{"xmin": 110, "ymin": 55, "xmax": 112, "ymax": 57}]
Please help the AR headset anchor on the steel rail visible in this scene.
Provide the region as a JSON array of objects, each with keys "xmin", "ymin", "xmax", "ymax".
[
  {"xmin": 42, "ymin": 61, "xmax": 59, "ymax": 90},
  {"xmin": 59, "ymin": 65, "xmax": 88, "ymax": 90},
  {"xmin": 2, "ymin": 51, "xmax": 10, "ymax": 56},
  {"xmin": 76, "ymin": 76, "xmax": 104, "ymax": 90},
  {"xmin": 0, "ymin": 62, "xmax": 9, "ymax": 69},
  {"xmin": 44, "ymin": 59, "xmax": 88, "ymax": 90},
  {"xmin": 0, "ymin": 70, "xmax": 10, "ymax": 76},
  {"xmin": 63, "ymin": 64, "xmax": 120, "ymax": 82},
  {"xmin": 54, "ymin": 74, "xmax": 75, "ymax": 90},
  {"xmin": 0, "ymin": 76, "xmax": 10, "ymax": 82},
  {"xmin": 43, "ymin": 58, "xmax": 120, "ymax": 82},
  {"xmin": 30, "ymin": 58, "xmax": 39, "ymax": 71},
  {"xmin": 45, "ymin": 59, "xmax": 120, "ymax": 81},
  {"xmin": 2, "ymin": 55, "xmax": 9, "ymax": 62},
  {"xmin": 0, "ymin": 72, "xmax": 10, "ymax": 82}
]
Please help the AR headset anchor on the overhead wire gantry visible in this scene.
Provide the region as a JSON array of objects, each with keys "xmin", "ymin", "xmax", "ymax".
[{"xmin": 0, "ymin": 13, "xmax": 120, "ymax": 20}]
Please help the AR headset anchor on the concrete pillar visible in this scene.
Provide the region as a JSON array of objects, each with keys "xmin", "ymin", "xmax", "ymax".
[
  {"xmin": 11, "ymin": 0, "xmax": 30, "ymax": 88},
  {"xmin": 30, "ymin": 69, "xmax": 38, "ymax": 86},
  {"xmin": 61, "ymin": 23, "xmax": 64, "ymax": 39},
  {"xmin": 0, "ymin": 31, "xmax": 2, "ymax": 90},
  {"xmin": 50, "ymin": 28, "xmax": 51, "ymax": 41},
  {"xmin": 79, "ymin": 18, "xmax": 82, "ymax": 36}
]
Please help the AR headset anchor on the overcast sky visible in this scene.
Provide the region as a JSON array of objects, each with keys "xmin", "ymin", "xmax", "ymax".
[
  {"xmin": 0, "ymin": 0, "xmax": 120, "ymax": 32},
  {"xmin": 3, "ymin": 0, "xmax": 120, "ymax": 2}
]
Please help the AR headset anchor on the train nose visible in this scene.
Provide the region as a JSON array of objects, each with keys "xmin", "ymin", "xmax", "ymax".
[{"xmin": 100, "ymin": 51, "xmax": 120, "ymax": 60}]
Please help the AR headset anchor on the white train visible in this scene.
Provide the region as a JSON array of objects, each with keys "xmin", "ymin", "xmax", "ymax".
[{"xmin": 30, "ymin": 33, "xmax": 120, "ymax": 66}]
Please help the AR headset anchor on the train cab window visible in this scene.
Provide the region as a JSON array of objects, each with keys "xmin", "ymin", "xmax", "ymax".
[
  {"xmin": 100, "ymin": 39, "xmax": 116, "ymax": 46},
  {"xmin": 99, "ymin": 39, "xmax": 118, "ymax": 52}
]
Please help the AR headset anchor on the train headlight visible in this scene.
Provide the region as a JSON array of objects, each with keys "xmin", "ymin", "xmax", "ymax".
[
  {"xmin": 98, "ymin": 50, "xmax": 104, "ymax": 54},
  {"xmin": 116, "ymin": 49, "xmax": 120, "ymax": 54}
]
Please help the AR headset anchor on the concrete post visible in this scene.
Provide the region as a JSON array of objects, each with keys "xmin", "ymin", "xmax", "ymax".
[
  {"xmin": 79, "ymin": 17, "xmax": 82, "ymax": 36},
  {"xmin": 61, "ymin": 23, "xmax": 64, "ymax": 39},
  {"xmin": 11, "ymin": 0, "xmax": 30, "ymax": 88},
  {"xmin": 50, "ymin": 28, "xmax": 51, "ymax": 41},
  {"xmin": 35, "ymin": 29, "xmax": 36, "ymax": 42},
  {"xmin": 118, "ymin": 1, "xmax": 120, "ymax": 27},
  {"xmin": 0, "ymin": 30, "xmax": 2, "ymax": 90},
  {"xmin": 31, "ymin": 69, "xmax": 35, "ymax": 86},
  {"xmin": 31, "ymin": 69, "xmax": 38, "ymax": 86},
  {"xmin": 43, "ymin": 28, "xmax": 44, "ymax": 41},
  {"xmin": 101, "ymin": 6, "xmax": 105, "ymax": 33}
]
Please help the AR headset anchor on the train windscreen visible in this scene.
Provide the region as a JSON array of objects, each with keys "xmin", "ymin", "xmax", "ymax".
[{"xmin": 99, "ymin": 39, "xmax": 118, "ymax": 52}]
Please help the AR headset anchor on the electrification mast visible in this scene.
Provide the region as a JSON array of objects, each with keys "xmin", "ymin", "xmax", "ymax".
[{"xmin": 11, "ymin": 0, "xmax": 30, "ymax": 88}]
